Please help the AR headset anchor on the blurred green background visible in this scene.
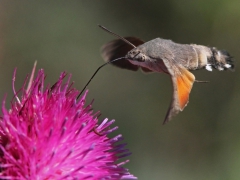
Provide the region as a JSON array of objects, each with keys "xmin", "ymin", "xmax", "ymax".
[{"xmin": 0, "ymin": 1, "xmax": 240, "ymax": 179}]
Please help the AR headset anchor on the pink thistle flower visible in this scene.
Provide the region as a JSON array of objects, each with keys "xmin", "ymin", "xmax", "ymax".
[{"xmin": 0, "ymin": 66, "xmax": 137, "ymax": 179}]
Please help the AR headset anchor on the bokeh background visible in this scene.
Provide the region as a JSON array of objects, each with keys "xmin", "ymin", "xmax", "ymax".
[{"xmin": 0, "ymin": 1, "xmax": 240, "ymax": 179}]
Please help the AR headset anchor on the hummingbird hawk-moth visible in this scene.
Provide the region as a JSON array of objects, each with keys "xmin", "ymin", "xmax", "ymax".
[{"xmin": 100, "ymin": 26, "xmax": 234, "ymax": 124}]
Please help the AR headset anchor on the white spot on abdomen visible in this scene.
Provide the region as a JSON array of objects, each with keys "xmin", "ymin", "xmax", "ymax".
[
  {"xmin": 206, "ymin": 64, "xmax": 212, "ymax": 71},
  {"xmin": 224, "ymin": 64, "xmax": 231, "ymax": 68}
]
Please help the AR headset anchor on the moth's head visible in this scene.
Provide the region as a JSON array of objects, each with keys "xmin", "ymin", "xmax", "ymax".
[{"xmin": 125, "ymin": 48, "xmax": 148, "ymax": 62}]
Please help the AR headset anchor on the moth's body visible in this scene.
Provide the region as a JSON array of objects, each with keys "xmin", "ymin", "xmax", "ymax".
[
  {"xmin": 101, "ymin": 36, "xmax": 234, "ymax": 124},
  {"xmin": 126, "ymin": 38, "xmax": 232, "ymax": 73}
]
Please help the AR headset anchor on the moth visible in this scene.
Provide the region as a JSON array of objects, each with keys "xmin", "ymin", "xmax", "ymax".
[{"xmin": 100, "ymin": 26, "xmax": 234, "ymax": 124}]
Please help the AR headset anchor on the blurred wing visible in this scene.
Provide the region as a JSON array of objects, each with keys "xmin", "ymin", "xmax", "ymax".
[
  {"xmin": 101, "ymin": 37, "xmax": 144, "ymax": 71},
  {"xmin": 162, "ymin": 58, "xmax": 195, "ymax": 124},
  {"xmin": 141, "ymin": 67, "xmax": 154, "ymax": 73}
]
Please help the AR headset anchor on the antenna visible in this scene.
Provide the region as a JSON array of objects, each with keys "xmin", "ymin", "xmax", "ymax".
[
  {"xmin": 98, "ymin": 25, "xmax": 136, "ymax": 48},
  {"xmin": 78, "ymin": 57, "xmax": 126, "ymax": 99}
]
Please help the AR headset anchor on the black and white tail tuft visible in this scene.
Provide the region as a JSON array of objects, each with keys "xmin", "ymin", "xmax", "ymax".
[{"xmin": 207, "ymin": 47, "xmax": 234, "ymax": 71}]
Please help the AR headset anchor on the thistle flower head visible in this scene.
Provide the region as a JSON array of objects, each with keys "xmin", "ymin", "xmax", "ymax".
[{"xmin": 0, "ymin": 66, "xmax": 136, "ymax": 180}]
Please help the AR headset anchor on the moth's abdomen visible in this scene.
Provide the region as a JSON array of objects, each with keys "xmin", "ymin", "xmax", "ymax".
[{"xmin": 191, "ymin": 45, "xmax": 234, "ymax": 71}]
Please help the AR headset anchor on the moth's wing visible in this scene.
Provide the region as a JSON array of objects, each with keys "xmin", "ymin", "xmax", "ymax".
[
  {"xmin": 141, "ymin": 67, "xmax": 154, "ymax": 73},
  {"xmin": 101, "ymin": 37, "xmax": 144, "ymax": 71},
  {"xmin": 162, "ymin": 58, "xmax": 195, "ymax": 124}
]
